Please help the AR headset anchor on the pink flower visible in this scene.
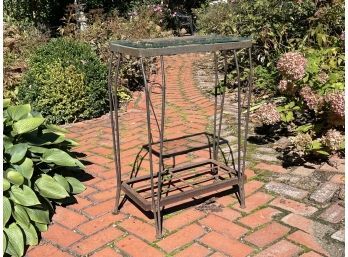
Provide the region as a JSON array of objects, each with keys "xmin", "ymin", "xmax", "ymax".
[
  {"xmin": 325, "ymin": 91, "xmax": 345, "ymax": 118},
  {"xmin": 299, "ymin": 86, "xmax": 324, "ymax": 113},
  {"xmin": 253, "ymin": 103, "xmax": 281, "ymax": 125},
  {"xmin": 278, "ymin": 79, "xmax": 297, "ymax": 95},
  {"xmin": 321, "ymin": 129, "xmax": 344, "ymax": 151},
  {"xmin": 277, "ymin": 52, "xmax": 308, "ymax": 81}
]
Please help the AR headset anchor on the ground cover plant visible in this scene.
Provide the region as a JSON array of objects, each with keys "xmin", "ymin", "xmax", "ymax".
[{"xmin": 3, "ymin": 100, "xmax": 86, "ymax": 257}]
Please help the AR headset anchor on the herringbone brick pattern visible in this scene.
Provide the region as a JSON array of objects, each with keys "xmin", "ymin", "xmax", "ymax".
[{"xmin": 27, "ymin": 54, "xmax": 343, "ymax": 257}]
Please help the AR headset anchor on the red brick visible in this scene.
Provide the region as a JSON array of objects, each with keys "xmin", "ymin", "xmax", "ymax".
[
  {"xmin": 71, "ymin": 227, "xmax": 123, "ymax": 255},
  {"xmin": 68, "ymin": 196, "xmax": 93, "ymax": 211},
  {"xmin": 53, "ymin": 207, "xmax": 88, "ymax": 228},
  {"xmin": 215, "ymin": 194, "xmax": 236, "ymax": 206},
  {"xmin": 287, "ymin": 231, "xmax": 329, "ymax": 256},
  {"xmin": 89, "ymin": 189, "xmax": 116, "ymax": 202},
  {"xmin": 157, "ymin": 224, "xmax": 205, "ymax": 253},
  {"xmin": 213, "ymin": 207, "xmax": 241, "ymax": 221},
  {"xmin": 245, "ymin": 222, "xmax": 291, "ymax": 247},
  {"xmin": 319, "ymin": 203, "xmax": 344, "ymax": 224},
  {"xmin": 200, "ymin": 231, "xmax": 253, "ymax": 257},
  {"xmin": 270, "ymin": 197, "xmax": 318, "ymax": 216},
  {"xmin": 83, "ymin": 199, "xmax": 114, "ymax": 217},
  {"xmin": 245, "ymin": 168, "xmax": 256, "ymax": 178},
  {"xmin": 164, "ymin": 208, "xmax": 205, "ymax": 231},
  {"xmin": 209, "ymin": 253, "xmax": 226, "ymax": 257},
  {"xmin": 87, "ymin": 155, "xmax": 113, "ymax": 166},
  {"xmin": 330, "ymin": 174, "xmax": 344, "ymax": 184},
  {"xmin": 27, "ymin": 244, "xmax": 73, "ymax": 257},
  {"xmin": 90, "ymin": 147, "xmax": 113, "ymax": 156},
  {"xmin": 254, "ymin": 163, "xmax": 287, "ymax": 173},
  {"xmin": 233, "ymin": 191, "xmax": 273, "ymax": 213},
  {"xmin": 199, "ymin": 214, "xmax": 247, "ymax": 239},
  {"xmin": 253, "ymin": 239, "xmax": 301, "ymax": 257},
  {"xmin": 121, "ymin": 201, "xmax": 154, "ymax": 223},
  {"xmin": 79, "ymin": 186, "xmax": 98, "ymax": 198},
  {"xmin": 90, "ymin": 247, "xmax": 122, "ymax": 257},
  {"xmin": 117, "ymin": 235, "xmax": 164, "ymax": 257},
  {"xmin": 85, "ymin": 164, "xmax": 109, "ymax": 174},
  {"xmin": 300, "ymin": 251, "xmax": 324, "ymax": 257},
  {"xmin": 281, "ymin": 213, "xmax": 325, "ymax": 235},
  {"xmin": 175, "ymin": 243, "xmax": 211, "ymax": 257},
  {"xmin": 43, "ymin": 224, "xmax": 83, "ymax": 247},
  {"xmin": 245, "ymin": 180, "xmax": 265, "ymax": 196},
  {"xmin": 77, "ymin": 212, "xmax": 125, "ymax": 235},
  {"xmin": 239, "ymin": 207, "xmax": 282, "ymax": 228},
  {"xmin": 120, "ymin": 217, "xmax": 157, "ymax": 242},
  {"xmin": 94, "ymin": 179, "xmax": 116, "ymax": 191}
]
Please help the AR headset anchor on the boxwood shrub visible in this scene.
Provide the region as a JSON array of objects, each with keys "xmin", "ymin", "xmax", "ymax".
[{"xmin": 18, "ymin": 38, "xmax": 108, "ymax": 124}]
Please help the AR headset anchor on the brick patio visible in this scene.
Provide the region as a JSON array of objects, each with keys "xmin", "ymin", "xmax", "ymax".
[{"xmin": 27, "ymin": 54, "xmax": 344, "ymax": 257}]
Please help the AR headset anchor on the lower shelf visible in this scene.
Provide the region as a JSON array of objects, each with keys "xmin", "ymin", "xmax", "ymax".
[{"xmin": 121, "ymin": 159, "xmax": 246, "ymax": 211}]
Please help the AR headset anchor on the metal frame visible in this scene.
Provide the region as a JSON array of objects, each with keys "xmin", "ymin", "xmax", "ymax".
[{"xmin": 108, "ymin": 36, "xmax": 253, "ymax": 238}]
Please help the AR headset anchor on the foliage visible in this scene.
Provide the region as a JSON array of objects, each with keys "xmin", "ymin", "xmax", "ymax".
[
  {"xmin": 18, "ymin": 38, "xmax": 108, "ymax": 124},
  {"xmin": 3, "ymin": 21, "xmax": 48, "ymax": 103},
  {"xmin": 59, "ymin": 7, "xmax": 172, "ymax": 100},
  {"xmin": 252, "ymin": 47, "xmax": 344, "ymax": 159},
  {"xmin": 3, "ymin": 100, "xmax": 86, "ymax": 257},
  {"xmin": 195, "ymin": 0, "xmax": 344, "ymax": 161},
  {"xmin": 3, "ymin": 0, "xmax": 70, "ymax": 27},
  {"xmin": 194, "ymin": 0, "xmax": 344, "ymax": 65}
]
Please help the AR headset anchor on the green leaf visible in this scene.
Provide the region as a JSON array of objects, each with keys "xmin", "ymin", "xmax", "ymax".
[
  {"xmin": 3, "ymin": 135, "xmax": 13, "ymax": 151},
  {"xmin": 25, "ymin": 207, "xmax": 50, "ymax": 224},
  {"xmin": 54, "ymin": 174, "xmax": 71, "ymax": 192},
  {"xmin": 285, "ymin": 111, "xmax": 294, "ymax": 122},
  {"xmin": 3, "ymin": 197, "xmax": 12, "ymax": 226},
  {"xmin": 3, "ymin": 231, "xmax": 7, "ymax": 255},
  {"xmin": 10, "ymin": 185, "xmax": 41, "ymax": 206},
  {"xmin": 18, "ymin": 222, "xmax": 38, "ymax": 246},
  {"xmin": 4, "ymin": 223, "xmax": 24, "ymax": 257},
  {"xmin": 28, "ymin": 146, "xmax": 48, "ymax": 154},
  {"xmin": 34, "ymin": 222, "xmax": 48, "ymax": 232},
  {"xmin": 16, "ymin": 158, "xmax": 34, "ymax": 179},
  {"xmin": 7, "ymin": 104, "xmax": 31, "ymax": 121},
  {"xmin": 295, "ymin": 124, "xmax": 313, "ymax": 133},
  {"xmin": 315, "ymin": 150, "xmax": 330, "ymax": 156},
  {"xmin": 42, "ymin": 148, "xmax": 84, "ymax": 168},
  {"xmin": 66, "ymin": 177, "xmax": 86, "ymax": 194},
  {"xmin": 64, "ymin": 138, "xmax": 79, "ymax": 146},
  {"xmin": 45, "ymin": 124, "xmax": 68, "ymax": 134},
  {"xmin": 7, "ymin": 170, "xmax": 24, "ymax": 186},
  {"xmin": 13, "ymin": 205, "xmax": 30, "ymax": 228},
  {"xmin": 8, "ymin": 143, "xmax": 28, "ymax": 163},
  {"xmin": 3, "ymin": 179, "xmax": 11, "ymax": 191},
  {"xmin": 4, "ymin": 98, "xmax": 11, "ymax": 108},
  {"xmin": 35, "ymin": 174, "xmax": 69, "ymax": 199},
  {"xmin": 311, "ymin": 140, "xmax": 322, "ymax": 150},
  {"xmin": 13, "ymin": 117, "xmax": 45, "ymax": 134}
]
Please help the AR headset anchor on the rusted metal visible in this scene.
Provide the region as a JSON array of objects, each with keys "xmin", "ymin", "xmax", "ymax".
[{"xmin": 108, "ymin": 35, "xmax": 253, "ymax": 237}]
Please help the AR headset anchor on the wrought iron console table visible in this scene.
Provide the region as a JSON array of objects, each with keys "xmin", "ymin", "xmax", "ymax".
[{"xmin": 108, "ymin": 35, "xmax": 253, "ymax": 238}]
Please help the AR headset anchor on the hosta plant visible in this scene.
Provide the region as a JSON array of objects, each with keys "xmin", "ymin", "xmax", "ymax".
[{"xmin": 3, "ymin": 100, "xmax": 86, "ymax": 257}]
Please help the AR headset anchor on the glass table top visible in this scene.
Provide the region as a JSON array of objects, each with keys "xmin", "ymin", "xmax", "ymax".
[{"xmin": 110, "ymin": 35, "xmax": 251, "ymax": 49}]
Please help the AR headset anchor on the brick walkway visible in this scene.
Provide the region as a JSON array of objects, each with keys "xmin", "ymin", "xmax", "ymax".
[{"xmin": 27, "ymin": 54, "xmax": 344, "ymax": 257}]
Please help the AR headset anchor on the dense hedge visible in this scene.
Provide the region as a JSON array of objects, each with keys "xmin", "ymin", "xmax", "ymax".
[{"xmin": 18, "ymin": 38, "xmax": 108, "ymax": 124}]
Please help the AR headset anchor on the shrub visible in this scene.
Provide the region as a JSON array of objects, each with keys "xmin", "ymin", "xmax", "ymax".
[
  {"xmin": 59, "ymin": 7, "xmax": 173, "ymax": 101},
  {"xmin": 18, "ymin": 38, "xmax": 108, "ymax": 124},
  {"xmin": 3, "ymin": 100, "xmax": 86, "ymax": 257},
  {"xmin": 3, "ymin": 21, "xmax": 48, "ymax": 103}
]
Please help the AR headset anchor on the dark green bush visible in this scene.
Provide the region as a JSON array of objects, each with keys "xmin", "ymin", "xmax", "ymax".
[{"xmin": 18, "ymin": 38, "xmax": 108, "ymax": 124}]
